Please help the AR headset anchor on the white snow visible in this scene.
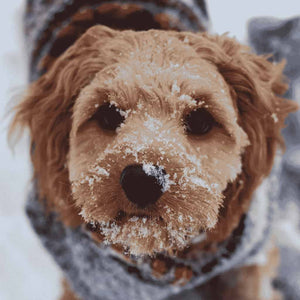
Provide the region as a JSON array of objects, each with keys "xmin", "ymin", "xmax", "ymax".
[
  {"xmin": 143, "ymin": 114, "xmax": 163, "ymax": 132},
  {"xmin": 171, "ymin": 80, "xmax": 180, "ymax": 94},
  {"xmin": 271, "ymin": 113, "xmax": 279, "ymax": 123},
  {"xmin": 92, "ymin": 165, "xmax": 110, "ymax": 177},
  {"xmin": 178, "ymin": 94, "xmax": 194, "ymax": 103},
  {"xmin": 142, "ymin": 163, "xmax": 175, "ymax": 192}
]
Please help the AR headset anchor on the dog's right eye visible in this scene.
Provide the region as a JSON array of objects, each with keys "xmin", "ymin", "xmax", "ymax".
[{"xmin": 94, "ymin": 103, "xmax": 125, "ymax": 131}]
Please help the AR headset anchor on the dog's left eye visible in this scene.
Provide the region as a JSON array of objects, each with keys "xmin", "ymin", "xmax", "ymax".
[
  {"xmin": 184, "ymin": 108, "xmax": 216, "ymax": 135},
  {"xmin": 94, "ymin": 103, "xmax": 125, "ymax": 131}
]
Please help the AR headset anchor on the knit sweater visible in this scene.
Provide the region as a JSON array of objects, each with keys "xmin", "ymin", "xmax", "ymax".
[
  {"xmin": 24, "ymin": 1, "xmax": 300, "ymax": 299},
  {"xmin": 24, "ymin": 0, "xmax": 209, "ymax": 81},
  {"xmin": 26, "ymin": 176, "xmax": 275, "ymax": 300}
]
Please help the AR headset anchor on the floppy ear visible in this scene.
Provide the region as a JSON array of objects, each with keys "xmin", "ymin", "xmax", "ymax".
[
  {"xmin": 179, "ymin": 32, "xmax": 298, "ymax": 242},
  {"xmin": 10, "ymin": 26, "xmax": 117, "ymax": 225}
]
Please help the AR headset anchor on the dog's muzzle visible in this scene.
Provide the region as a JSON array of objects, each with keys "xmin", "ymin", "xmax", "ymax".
[{"xmin": 120, "ymin": 164, "xmax": 166, "ymax": 208}]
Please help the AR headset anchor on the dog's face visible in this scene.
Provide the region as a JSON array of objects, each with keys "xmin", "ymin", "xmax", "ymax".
[
  {"xmin": 69, "ymin": 38, "xmax": 249, "ymax": 255},
  {"xmin": 12, "ymin": 26, "xmax": 297, "ymax": 257}
]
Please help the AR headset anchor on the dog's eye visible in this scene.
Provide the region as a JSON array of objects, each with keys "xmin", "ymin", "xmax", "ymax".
[
  {"xmin": 184, "ymin": 108, "xmax": 215, "ymax": 135},
  {"xmin": 94, "ymin": 103, "xmax": 125, "ymax": 131}
]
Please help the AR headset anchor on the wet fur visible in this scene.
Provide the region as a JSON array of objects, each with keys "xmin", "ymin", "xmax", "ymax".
[{"xmin": 11, "ymin": 26, "xmax": 297, "ymax": 298}]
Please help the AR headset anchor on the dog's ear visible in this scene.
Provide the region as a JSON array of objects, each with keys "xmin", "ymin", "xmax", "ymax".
[
  {"xmin": 10, "ymin": 25, "xmax": 117, "ymax": 224},
  {"xmin": 179, "ymin": 32, "xmax": 298, "ymax": 242},
  {"xmin": 197, "ymin": 34, "xmax": 298, "ymax": 174}
]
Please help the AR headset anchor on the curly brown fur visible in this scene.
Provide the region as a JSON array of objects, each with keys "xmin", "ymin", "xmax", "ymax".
[{"xmin": 10, "ymin": 25, "xmax": 297, "ymax": 296}]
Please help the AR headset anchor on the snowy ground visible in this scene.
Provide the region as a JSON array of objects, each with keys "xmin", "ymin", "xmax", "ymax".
[{"xmin": 0, "ymin": 1, "xmax": 298, "ymax": 299}]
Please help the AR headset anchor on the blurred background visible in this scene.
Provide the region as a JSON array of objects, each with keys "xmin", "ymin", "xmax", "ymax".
[{"xmin": 0, "ymin": 1, "xmax": 299, "ymax": 299}]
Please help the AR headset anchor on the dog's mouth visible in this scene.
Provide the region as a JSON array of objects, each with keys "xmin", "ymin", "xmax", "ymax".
[
  {"xmin": 115, "ymin": 210, "xmax": 159, "ymax": 222},
  {"xmin": 85, "ymin": 210, "xmax": 163, "ymax": 235},
  {"xmin": 83, "ymin": 210, "xmax": 171, "ymax": 258},
  {"xmin": 86, "ymin": 209, "xmax": 160, "ymax": 226},
  {"xmin": 83, "ymin": 207, "xmax": 207, "ymax": 259},
  {"xmin": 83, "ymin": 210, "xmax": 209, "ymax": 284}
]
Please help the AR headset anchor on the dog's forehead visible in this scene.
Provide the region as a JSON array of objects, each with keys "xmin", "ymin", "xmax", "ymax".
[
  {"xmin": 112, "ymin": 57, "xmax": 225, "ymax": 88},
  {"xmin": 73, "ymin": 32, "xmax": 238, "ymax": 131},
  {"xmin": 100, "ymin": 56, "xmax": 235, "ymax": 117},
  {"xmin": 74, "ymin": 60, "xmax": 236, "ymax": 125},
  {"xmin": 100, "ymin": 31, "xmax": 228, "ymax": 93}
]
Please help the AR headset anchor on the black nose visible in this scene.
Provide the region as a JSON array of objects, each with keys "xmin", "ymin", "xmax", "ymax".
[{"xmin": 120, "ymin": 164, "xmax": 166, "ymax": 208}]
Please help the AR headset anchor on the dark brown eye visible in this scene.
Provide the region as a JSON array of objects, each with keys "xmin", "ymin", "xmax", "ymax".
[
  {"xmin": 94, "ymin": 103, "xmax": 125, "ymax": 131},
  {"xmin": 184, "ymin": 108, "xmax": 215, "ymax": 135}
]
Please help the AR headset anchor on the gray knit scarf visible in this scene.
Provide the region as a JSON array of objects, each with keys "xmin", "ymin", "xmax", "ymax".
[
  {"xmin": 24, "ymin": 0, "xmax": 209, "ymax": 81},
  {"xmin": 26, "ymin": 176, "xmax": 275, "ymax": 300}
]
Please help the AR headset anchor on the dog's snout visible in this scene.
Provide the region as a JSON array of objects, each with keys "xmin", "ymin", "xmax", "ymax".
[{"xmin": 120, "ymin": 164, "xmax": 166, "ymax": 208}]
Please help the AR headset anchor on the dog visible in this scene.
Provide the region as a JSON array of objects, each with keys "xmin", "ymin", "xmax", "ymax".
[{"xmin": 11, "ymin": 5, "xmax": 297, "ymax": 300}]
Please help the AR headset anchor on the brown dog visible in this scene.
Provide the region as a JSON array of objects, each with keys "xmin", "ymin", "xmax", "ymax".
[{"xmin": 11, "ymin": 25, "xmax": 297, "ymax": 299}]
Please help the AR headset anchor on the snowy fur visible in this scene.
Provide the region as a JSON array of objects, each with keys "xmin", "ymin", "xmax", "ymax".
[{"xmin": 65, "ymin": 28, "xmax": 252, "ymax": 255}]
